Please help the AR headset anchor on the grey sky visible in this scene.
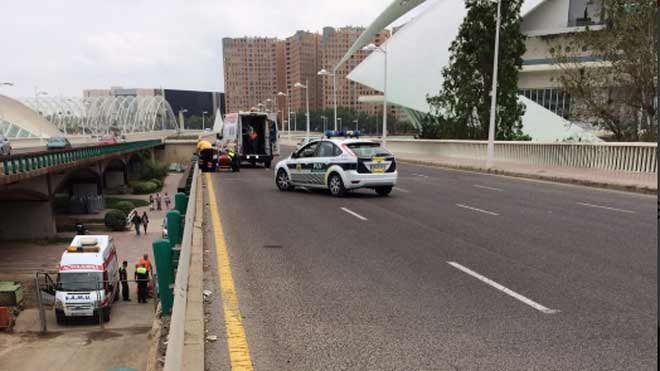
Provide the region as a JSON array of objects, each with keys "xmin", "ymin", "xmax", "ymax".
[{"xmin": 1, "ymin": 0, "xmax": 436, "ymax": 97}]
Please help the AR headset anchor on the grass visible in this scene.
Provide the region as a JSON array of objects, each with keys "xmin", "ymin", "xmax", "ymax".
[{"xmin": 105, "ymin": 197, "xmax": 150, "ymax": 209}]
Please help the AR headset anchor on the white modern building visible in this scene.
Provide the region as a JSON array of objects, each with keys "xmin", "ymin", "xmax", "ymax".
[{"xmin": 345, "ymin": 0, "xmax": 604, "ymax": 142}]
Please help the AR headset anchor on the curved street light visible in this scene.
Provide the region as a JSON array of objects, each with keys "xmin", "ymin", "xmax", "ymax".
[
  {"xmin": 362, "ymin": 43, "xmax": 388, "ymax": 145},
  {"xmin": 318, "ymin": 69, "xmax": 338, "ymax": 131},
  {"xmin": 294, "ymin": 81, "xmax": 310, "ymax": 140}
]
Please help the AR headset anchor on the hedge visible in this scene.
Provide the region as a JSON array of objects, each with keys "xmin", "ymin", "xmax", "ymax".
[
  {"xmin": 105, "ymin": 197, "xmax": 150, "ymax": 208},
  {"xmin": 104, "ymin": 209, "xmax": 127, "ymax": 231},
  {"xmin": 132, "ymin": 181, "xmax": 159, "ymax": 195},
  {"xmin": 149, "ymin": 178, "xmax": 163, "ymax": 189},
  {"xmin": 114, "ymin": 201, "xmax": 136, "ymax": 215}
]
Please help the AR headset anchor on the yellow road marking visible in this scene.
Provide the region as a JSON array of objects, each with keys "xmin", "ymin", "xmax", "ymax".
[{"xmin": 205, "ymin": 173, "xmax": 254, "ymax": 370}]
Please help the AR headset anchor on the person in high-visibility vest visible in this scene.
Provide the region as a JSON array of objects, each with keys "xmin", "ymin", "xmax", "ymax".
[{"xmin": 135, "ymin": 264, "xmax": 149, "ymax": 303}]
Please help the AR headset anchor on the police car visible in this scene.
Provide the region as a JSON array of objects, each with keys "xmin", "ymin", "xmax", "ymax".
[{"xmin": 274, "ymin": 138, "xmax": 397, "ymax": 196}]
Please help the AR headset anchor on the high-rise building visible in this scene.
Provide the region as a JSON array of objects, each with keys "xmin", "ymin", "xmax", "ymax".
[
  {"xmin": 320, "ymin": 27, "xmax": 399, "ymax": 121},
  {"xmin": 222, "ymin": 37, "xmax": 278, "ymax": 113},
  {"xmin": 285, "ymin": 31, "xmax": 322, "ymax": 113}
]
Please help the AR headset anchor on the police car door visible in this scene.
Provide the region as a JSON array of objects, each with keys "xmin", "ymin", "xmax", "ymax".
[
  {"xmin": 290, "ymin": 141, "xmax": 319, "ymax": 185},
  {"xmin": 311, "ymin": 141, "xmax": 337, "ymax": 186}
]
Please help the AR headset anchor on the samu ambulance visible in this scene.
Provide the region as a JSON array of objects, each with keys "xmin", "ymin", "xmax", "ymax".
[{"xmin": 54, "ymin": 236, "xmax": 119, "ymax": 324}]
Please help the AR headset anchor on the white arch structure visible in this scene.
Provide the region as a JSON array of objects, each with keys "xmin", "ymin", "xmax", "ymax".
[{"xmin": 18, "ymin": 96, "xmax": 178, "ymax": 136}]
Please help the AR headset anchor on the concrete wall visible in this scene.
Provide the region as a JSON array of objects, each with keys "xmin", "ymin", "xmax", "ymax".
[
  {"xmin": 518, "ymin": 70, "xmax": 563, "ymax": 89},
  {"xmin": 105, "ymin": 171, "xmax": 125, "ymax": 188},
  {"xmin": 157, "ymin": 142, "xmax": 196, "ymax": 164},
  {"xmin": 0, "ymin": 201, "xmax": 56, "ymax": 240}
]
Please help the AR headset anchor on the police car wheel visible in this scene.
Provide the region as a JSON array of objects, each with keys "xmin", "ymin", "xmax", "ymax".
[
  {"xmin": 276, "ymin": 169, "xmax": 293, "ymax": 191},
  {"xmin": 328, "ymin": 173, "xmax": 346, "ymax": 197},
  {"xmin": 375, "ymin": 186, "xmax": 392, "ymax": 196}
]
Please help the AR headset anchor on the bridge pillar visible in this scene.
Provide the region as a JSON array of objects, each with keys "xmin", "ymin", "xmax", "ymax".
[{"xmin": 0, "ymin": 174, "xmax": 57, "ymax": 240}]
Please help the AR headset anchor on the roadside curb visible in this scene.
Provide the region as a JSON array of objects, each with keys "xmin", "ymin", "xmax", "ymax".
[
  {"xmin": 397, "ymin": 158, "xmax": 657, "ymax": 195},
  {"xmin": 181, "ymin": 175, "xmax": 205, "ymax": 371}
]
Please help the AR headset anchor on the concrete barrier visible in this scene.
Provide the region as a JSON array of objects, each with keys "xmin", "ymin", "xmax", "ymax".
[{"xmin": 383, "ymin": 139, "xmax": 657, "ymax": 174}]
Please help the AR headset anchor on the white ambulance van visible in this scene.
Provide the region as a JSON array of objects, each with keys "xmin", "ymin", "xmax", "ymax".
[{"xmin": 54, "ymin": 235, "xmax": 119, "ymax": 324}]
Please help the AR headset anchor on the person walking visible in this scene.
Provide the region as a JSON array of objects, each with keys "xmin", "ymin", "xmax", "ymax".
[
  {"xmin": 149, "ymin": 194, "xmax": 155, "ymax": 211},
  {"xmin": 164, "ymin": 193, "xmax": 171, "ymax": 209},
  {"xmin": 119, "ymin": 261, "xmax": 130, "ymax": 301},
  {"xmin": 142, "ymin": 211, "xmax": 149, "ymax": 234},
  {"xmin": 135, "ymin": 263, "xmax": 149, "ymax": 303},
  {"xmin": 156, "ymin": 193, "xmax": 162, "ymax": 210},
  {"xmin": 131, "ymin": 213, "xmax": 142, "ymax": 236}
]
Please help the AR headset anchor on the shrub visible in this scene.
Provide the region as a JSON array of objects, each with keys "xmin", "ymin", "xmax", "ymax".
[
  {"xmin": 104, "ymin": 210, "xmax": 127, "ymax": 231},
  {"xmin": 105, "ymin": 197, "xmax": 150, "ymax": 209},
  {"xmin": 132, "ymin": 181, "xmax": 158, "ymax": 195},
  {"xmin": 149, "ymin": 178, "xmax": 163, "ymax": 189},
  {"xmin": 139, "ymin": 162, "xmax": 168, "ymax": 181},
  {"xmin": 114, "ymin": 200, "xmax": 136, "ymax": 215}
]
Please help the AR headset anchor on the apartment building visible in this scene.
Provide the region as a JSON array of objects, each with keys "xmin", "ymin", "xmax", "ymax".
[
  {"xmin": 222, "ymin": 37, "xmax": 278, "ymax": 113},
  {"xmin": 285, "ymin": 31, "xmax": 322, "ymax": 113}
]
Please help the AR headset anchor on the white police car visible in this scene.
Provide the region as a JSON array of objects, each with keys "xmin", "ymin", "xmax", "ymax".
[{"xmin": 274, "ymin": 138, "xmax": 397, "ymax": 196}]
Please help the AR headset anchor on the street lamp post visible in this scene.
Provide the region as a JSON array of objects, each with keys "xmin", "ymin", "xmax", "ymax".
[
  {"xmin": 338, "ymin": 117, "xmax": 342, "ymax": 130},
  {"xmin": 178, "ymin": 109, "xmax": 188, "ymax": 132},
  {"xmin": 318, "ymin": 69, "xmax": 338, "ymax": 131},
  {"xmin": 486, "ymin": 0, "xmax": 502, "ymax": 168},
  {"xmin": 362, "ymin": 43, "xmax": 388, "ymax": 145},
  {"xmin": 294, "ymin": 81, "xmax": 310, "ymax": 140},
  {"xmin": 277, "ymin": 91, "xmax": 290, "ymax": 140},
  {"xmin": 321, "ymin": 116, "xmax": 327, "ymax": 133},
  {"xmin": 201, "ymin": 111, "xmax": 208, "ymax": 131}
]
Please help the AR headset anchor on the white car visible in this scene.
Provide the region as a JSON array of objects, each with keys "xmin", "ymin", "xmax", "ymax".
[
  {"xmin": 295, "ymin": 136, "xmax": 322, "ymax": 150},
  {"xmin": 274, "ymin": 138, "xmax": 397, "ymax": 196}
]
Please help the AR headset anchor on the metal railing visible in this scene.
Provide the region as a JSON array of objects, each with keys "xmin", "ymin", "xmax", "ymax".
[
  {"xmin": 1, "ymin": 139, "xmax": 162, "ymax": 177},
  {"xmin": 383, "ymin": 140, "xmax": 658, "ymax": 173}
]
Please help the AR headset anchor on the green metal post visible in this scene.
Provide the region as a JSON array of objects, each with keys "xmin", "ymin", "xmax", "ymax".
[
  {"xmin": 174, "ymin": 192, "xmax": 188, "ymax": 215},
  {"xmin": 166, "ymin": 210, "xmax": 182, "ymax": 246},
  {"xmin": 152, "ymin": 239, "xmax": 173, "ymax": 315}
]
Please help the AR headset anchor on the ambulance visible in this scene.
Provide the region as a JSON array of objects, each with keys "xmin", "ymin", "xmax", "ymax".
[{"xmin": 54, "ymin": 235, "xmax": 119, "ymax": 324}]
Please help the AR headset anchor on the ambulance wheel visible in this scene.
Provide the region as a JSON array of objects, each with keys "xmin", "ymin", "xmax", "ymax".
[
  {"xmin": 55, "ymin": 310, "xmax": 66, "ymax": 325},
  {"xmin": 102, "ymin": 308, "xmax": 111, "ymax": 322}
]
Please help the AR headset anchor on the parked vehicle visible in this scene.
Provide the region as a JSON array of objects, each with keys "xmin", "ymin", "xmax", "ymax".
[
  {"xmin": 54, "ymin": 236, "xmax": 119, "ymax": 324},
  {"xmin": 221, "ymin": 111, "xmax": 280, "ymax": 168},
  {"xmin": 274, "ymin": 138, "xmax": 397, "ymax": 197},
  {"xmin": 0, "ymin": 135, "xmax": 11, "ymax": 156},
  {"xmin": 97, "ymin": 136, "xmax": 118, "ymax": 146},
  {"xmin": 47, "ymin": 136, "xmax": 72, "ymax": 150}
]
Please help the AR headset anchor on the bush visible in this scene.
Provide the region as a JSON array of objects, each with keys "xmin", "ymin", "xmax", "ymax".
[
  {"xmin": 149, "ymin": 178, "xmax": 163, "ymax": 189},
  {"xmin": 138, "ymin": 162, "xmax": 168, "ymax": 181},
  {"xmin": 114, "ymin": 201, "xmax": 136, "ymax": 215},
  {"xmin": 105, "ymin": 197, "xmax": 150, "ymax": 209},
  {"xmin": 132, "ymin": 181, "xmax": 159, "ymax": 195},
  {"xmin": 104, "ymin": 210, "xmax": 127, "ymax": 231}
]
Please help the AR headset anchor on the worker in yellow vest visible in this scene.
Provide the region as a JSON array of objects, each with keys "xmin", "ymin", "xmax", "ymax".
[{"xmin": 135, "ymin": 264, "xmax": 149, "ymax": 303}]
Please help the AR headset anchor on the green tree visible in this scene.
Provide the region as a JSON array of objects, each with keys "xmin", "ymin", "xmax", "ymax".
[
  {"xmin": 428, "ymin": 0, "xmax": 527, "ymax": 139},
  {"xmin": 551, "ymin": 0, "xmax": 657, "ymax": 141}
]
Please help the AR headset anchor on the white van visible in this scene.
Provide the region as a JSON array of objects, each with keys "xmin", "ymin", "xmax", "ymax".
[
  {"xmin": 54, "ymin": 236, "xmax": 119, "ymax": 324},
  {"xmin": 221, "ymin": 111, "xmax": 280, "ymax": 168}
]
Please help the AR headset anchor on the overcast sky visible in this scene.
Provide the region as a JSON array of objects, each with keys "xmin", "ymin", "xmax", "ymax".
[{"xmin": 1, "ymin": 0, "xmax": 442, "ymax": 98}]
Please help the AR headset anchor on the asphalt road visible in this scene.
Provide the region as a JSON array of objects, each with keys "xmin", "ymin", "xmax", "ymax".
[{"xmin": 204, "ymin": 149, "xmax": 657, "ymax": 370}]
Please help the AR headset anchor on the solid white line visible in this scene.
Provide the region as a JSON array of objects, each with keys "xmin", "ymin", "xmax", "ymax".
[
  {"xmin": 447, "ymin": 261, "xmax": 559, "ymax": 314},
  {"xmin": 393, "ymin": 187, "xmax": 409, "ymax": 193},
  {"xmin": 455, "ymin": 203, "xmax": 499, "ymax": 216},
  {"xmin": 576, "ymin": 202, "xmax": 635, "ymax": 214},
  {"xmin": 474, "ymin": 184, "xmax": 503, "ymax": 192},
  {"xmin": 341, "ymin": 207, "xmax": 368, "ymax": 221}
]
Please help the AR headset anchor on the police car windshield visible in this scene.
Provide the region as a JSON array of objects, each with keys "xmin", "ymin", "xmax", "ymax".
[
  {"xmin": 58, "ymin": 272, "xmax": 103, "ymax": 291},
  {"xmin": 346, "ymin": 142, "xmax": 391, "ymax": 158}
]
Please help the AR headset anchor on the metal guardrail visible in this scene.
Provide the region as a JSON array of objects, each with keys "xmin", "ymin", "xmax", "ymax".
[
  {"xmin": 383, "ymin": 140, "xmax": 658, "ymax": 173},
  {"xmin": 0, "ymin": 139, "xmax": 163, "ymax": 176},
  {"xmin": 163, "ymin": 165, "xmax": 199, "ymax": 371}
]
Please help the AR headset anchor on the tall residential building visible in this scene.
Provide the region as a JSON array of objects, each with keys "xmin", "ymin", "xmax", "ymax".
[
  {"xmin": 275, "ymin": 40, "xmax": 287, "ymax": 123},
  {"xmin": 320, "ymin": 27, "xmax": 399, "ymax": 120},
  {"xmin": 222, "ymin": 37, "xmax": 278, "ymax": 113},
  {"xmin": 285, "ymin": 31, "xmax": 322, "ymax": 113}
]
